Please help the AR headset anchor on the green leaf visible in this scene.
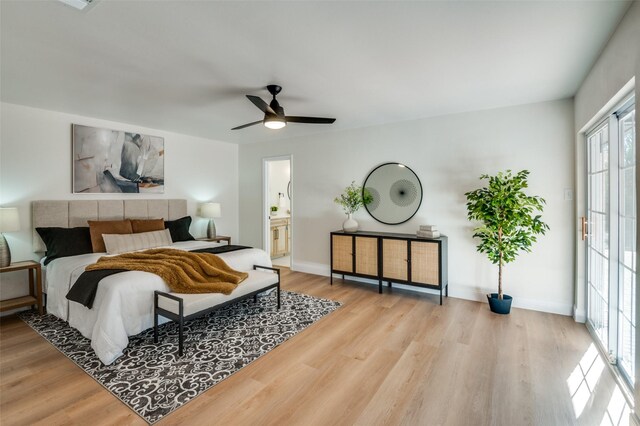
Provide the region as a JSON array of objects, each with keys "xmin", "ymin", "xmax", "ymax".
[
  {"xmin": 465, "ymin": 170, "xmax": 549, "ymax": 294},
  {"xmin": 334, "ymin": 181, "xmax": 372, "ymax": 214}
]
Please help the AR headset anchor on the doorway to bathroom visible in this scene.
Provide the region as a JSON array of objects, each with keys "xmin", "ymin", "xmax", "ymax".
[{"xmin": 263, "ymin": 156, "xmax": 292, "ymax": 268}]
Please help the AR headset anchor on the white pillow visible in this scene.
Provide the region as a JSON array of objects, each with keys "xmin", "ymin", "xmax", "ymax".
[{"xmin": 102, "ymin": 229, "xmax": 173, "ymax": 255}]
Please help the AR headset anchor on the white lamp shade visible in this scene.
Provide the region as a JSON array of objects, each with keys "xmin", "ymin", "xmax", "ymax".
[
  {"xmin": 201, "ymin": 202, "xmax": 221, "ymax": 218},
  {"xmin": 0, "ymin": 207, "xmax": 20, "ymax": 233}
]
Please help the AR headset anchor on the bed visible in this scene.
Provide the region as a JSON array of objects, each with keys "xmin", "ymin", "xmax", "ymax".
[{"xmin": 33, "ymin": 199, "xmax": 271, "ymax": 365}]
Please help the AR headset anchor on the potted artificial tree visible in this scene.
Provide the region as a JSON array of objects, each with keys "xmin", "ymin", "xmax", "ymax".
[
  {"xmin": 334, "ymin": 181, "xmax": 373, "ymax": 232},
  {"xmin": 465, "ymin": 170, "xmax": 549, "ymax": 314}
]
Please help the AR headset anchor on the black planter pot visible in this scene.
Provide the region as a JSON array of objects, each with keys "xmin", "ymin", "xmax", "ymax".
[{"xmin": 487, "ymin": 293, "xmax": 513, "ymax": 314}]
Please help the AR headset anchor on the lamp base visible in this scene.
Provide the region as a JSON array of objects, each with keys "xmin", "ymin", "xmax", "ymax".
[
  {"xmin": 207, "ymin": 219, "xmax": 217, "ymax": 239},
  {"xmin": 0, "ymin": 233, "xmax": 11, "ymax": 268}
]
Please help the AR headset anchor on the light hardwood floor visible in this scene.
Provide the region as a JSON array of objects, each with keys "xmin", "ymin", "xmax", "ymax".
[{"xmin": 0, "ymin": 269, "xmax": 628, "ymax": 425}]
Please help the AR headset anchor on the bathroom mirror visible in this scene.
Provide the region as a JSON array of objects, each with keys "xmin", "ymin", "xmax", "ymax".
[{"xmin": 363, "ymin": 162, "xmax": 422, "ymax": 225}]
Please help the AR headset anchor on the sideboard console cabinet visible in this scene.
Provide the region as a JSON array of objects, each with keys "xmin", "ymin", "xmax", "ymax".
[{"xmin": 330, "ymin": 230, "xmax": 449, "ymax": 304}]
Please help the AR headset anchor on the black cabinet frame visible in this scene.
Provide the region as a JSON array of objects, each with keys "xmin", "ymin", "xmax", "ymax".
[{"xmin": 330, "ymin": 230, "xmax": 449, "ymax": 304}]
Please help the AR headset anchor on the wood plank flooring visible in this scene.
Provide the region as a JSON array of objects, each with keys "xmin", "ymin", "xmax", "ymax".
[{"xmin": 0, "ymin": 269, "xmax": 627, "ymax": 425}]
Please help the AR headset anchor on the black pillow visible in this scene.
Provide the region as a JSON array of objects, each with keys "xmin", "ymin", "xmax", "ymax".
[
  {"xmin": 36, "ymin": 227, "xmax": 94, "ymax": 265},
  {"xmin": 164, "ymin": 216, "xmax": 195, "ymax": 242}
]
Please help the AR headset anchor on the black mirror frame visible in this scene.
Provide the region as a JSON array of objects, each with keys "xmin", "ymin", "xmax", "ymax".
[{"xmin": 362, "ymin": 162, "xmax": 423, "ymax": 225}]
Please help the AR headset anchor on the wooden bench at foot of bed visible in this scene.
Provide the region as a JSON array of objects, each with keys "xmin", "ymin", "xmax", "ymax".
[{"xmin": 153, "ymin": 265, "xmax": 281, "ymax": 356}]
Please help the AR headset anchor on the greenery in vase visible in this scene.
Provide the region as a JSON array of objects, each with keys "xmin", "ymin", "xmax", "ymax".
[
  {"xmin": 464, "ymin": 170, "xmax": 549, "ymax": 300},
  {"xmin": 334, "ymin": 181, "xmax": 373, "ymax": 215}
]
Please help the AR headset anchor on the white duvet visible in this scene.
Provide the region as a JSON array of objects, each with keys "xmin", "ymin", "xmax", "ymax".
[{"xmin": 44, "ymin": 241, "xmax": 272, "ymax": 365}]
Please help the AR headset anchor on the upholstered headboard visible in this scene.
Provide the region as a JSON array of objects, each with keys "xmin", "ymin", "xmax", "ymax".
[{"xmin": 32, "ymin": 199, "xmax": 187, "ymax": 252}]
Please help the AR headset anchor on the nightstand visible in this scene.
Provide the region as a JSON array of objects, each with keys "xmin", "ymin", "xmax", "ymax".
[
  {"xmin": 197, "ymin": 236, "xmax": 231, "ymax": 245},
  {"xmin": 0, "ymin": 260, "xmax": 43, "ymax": 315}
]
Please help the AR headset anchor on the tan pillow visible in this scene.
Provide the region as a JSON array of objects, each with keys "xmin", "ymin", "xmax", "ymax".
[
  {"xmin": 103, "ymin": 229, "xmax": 173, "ymax": 255},
  {"xmin": 88, "ymin": 220, "xmax": 133, "ymax": 253},
  {"xmin": 131, "ymin": 218, "xmax": 165, "ymax": 233}
]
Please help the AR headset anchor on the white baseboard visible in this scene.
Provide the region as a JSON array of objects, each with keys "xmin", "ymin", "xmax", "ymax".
[
  {"xmin": 290, "ymin": 261, "xmax": 573, "ymax": 316},
  {"xmin": 448, "ymin": 286, "xmax": 572, "ymax": 315},
  {"xmin": 512, "ymin": 295, "xmax": 573, "ymax": 316},
  {"xmin": 292, "ymin": 261, "xmax": 444, "ymax": 298},
  {"xmin": 573, "ymin": 305, "xmax": 586, "ymax": 323},
  {"xmin": 291, "ymin": 260, "xmax": 330, "ymax": 276}
]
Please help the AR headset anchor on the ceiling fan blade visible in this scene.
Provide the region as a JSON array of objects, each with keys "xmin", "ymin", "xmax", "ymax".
[
  {"xmin": 285, "ymin": 116, "xmax": 336, "ymax": 124},
  {"xmin": 246, "ymin": 95, "xmax": 277, "ymax": 115},
  {"xmin": 231, "ymin": 120, "xmax": 262, "ymax": 130}
]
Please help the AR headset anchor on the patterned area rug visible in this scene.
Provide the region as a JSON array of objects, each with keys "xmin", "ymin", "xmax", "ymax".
[{"xmin": 19, "ymin": 291, "xmax": 340, "ymax": 424}]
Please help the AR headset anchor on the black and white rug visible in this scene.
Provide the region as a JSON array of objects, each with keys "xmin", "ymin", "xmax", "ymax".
[{"xmin": 19, "ymin": 291, "xmax": 340, "ymax": 424}]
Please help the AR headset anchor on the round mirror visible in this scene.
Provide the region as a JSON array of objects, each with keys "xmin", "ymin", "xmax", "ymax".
[{"xmin": 363, "ymin": 162, "xmax": 422, "ymax": 225}]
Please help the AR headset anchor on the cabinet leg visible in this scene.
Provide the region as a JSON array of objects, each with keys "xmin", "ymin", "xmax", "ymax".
[
  {"xmin": 342, "ymin": 274, "xmax": 345, "ymax": 280},
  {"xmin": 29, "ymin": 269, "xmax": 35, "ymax": 311},
  {"xmin": 388, "ymin": 281, "xmax": 392, "ymax": 288},
  {"xmin": 440, "ymin": 289, "xmax": 443, "ymax": 305},
  {"xmin": 446, "ymin": 284, "xmax": 449, "ymax": 297},
  {"xmin": 330, "ymin": 273, "xmax": 333, "ymax": 285},
  {"xmin": 36, "ymin": 266, "xmax": 43, "ymax": 315},
  {"xmin": 378, "ymin": 280, "xmax": 382, "ymax": 294}
]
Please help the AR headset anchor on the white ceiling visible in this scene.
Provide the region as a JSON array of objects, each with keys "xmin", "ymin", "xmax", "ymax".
[{"xmin": 0, "ymin": 0, "xmax": 632, "ymax": 144}]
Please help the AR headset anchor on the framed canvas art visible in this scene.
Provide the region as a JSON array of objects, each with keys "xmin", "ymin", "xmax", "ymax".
[{"xmin": 72, "ymin": 124, "xmax": 165, "ymax": 193}]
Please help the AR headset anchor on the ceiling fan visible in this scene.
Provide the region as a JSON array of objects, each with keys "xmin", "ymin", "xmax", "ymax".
[{"xmin": 231, "ymin": 85, "xmax": 336, "ymax": 130}]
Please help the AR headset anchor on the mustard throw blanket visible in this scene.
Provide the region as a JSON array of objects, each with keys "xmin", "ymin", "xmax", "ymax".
[{"xmin": 85, "ymin": 248, "xmax": 248, "ymax": 294}]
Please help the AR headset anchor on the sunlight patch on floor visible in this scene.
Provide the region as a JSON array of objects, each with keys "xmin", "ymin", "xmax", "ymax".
[
  {"xmin": 567, "ymin": 343, "xmax": 605, "ymax": 418},
  {"xmin": 600, "ymin": 386, "xmax": 630, "ymax": 426},
  {"xmin": 567, "ymin": 342, "xmax": 633, "ymax": 425}
]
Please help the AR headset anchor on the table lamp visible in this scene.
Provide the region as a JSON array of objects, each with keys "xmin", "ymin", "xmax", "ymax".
[
  {"xmin": 200, "ymin": 202, "xmax": 221, "ymax": 239},
  {"xmin": 0, "ymin": 207, "xmax": 20, "ymax": 268}
]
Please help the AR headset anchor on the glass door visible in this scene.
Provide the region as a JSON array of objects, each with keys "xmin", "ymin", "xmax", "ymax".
[
  {"xmin": 617, "ymin": 107, "xmax": 636, "ymax": 383},
  {"xmin": 586, "ymin": 121, "xmax": 611, "ymax": 348},
  {"xmin": 585, "ymin": 98, "xmax": 636, "ymax": 386}
]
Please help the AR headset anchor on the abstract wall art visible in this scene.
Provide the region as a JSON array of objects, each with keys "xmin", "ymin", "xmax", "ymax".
[{"xmin": 72, "ymin": 124, "xmax": 165, "ymax": 193}]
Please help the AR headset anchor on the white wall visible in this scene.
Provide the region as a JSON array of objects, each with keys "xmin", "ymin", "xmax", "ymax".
[
  {"xmin": 0, "ymin": 102, "xmax": 239, "ymax": 301},
  {"xmin": 570, "ymin": 2, "xmax": 639, "ymax": 416},
  {"xmin": 240, "ymin": 98, "xmax": 575, "ymax": 315},
  {"xmin": 574, "ymin": 2, "xmax": 639, "ymax": 132},
  {"xmin": 573, "ymin": 2, "xmax": 639, "ymax": 323}
]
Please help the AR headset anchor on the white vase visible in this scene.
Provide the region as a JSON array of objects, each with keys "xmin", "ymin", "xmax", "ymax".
[{"xmin": 343, "ymin": 213, "xmax": 358, "ymax": 232}]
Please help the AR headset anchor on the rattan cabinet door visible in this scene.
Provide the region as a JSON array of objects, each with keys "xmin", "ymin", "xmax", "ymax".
[
  {"xmin": 382, "ymin": 238, "xmax": 408, "ymax": 281},
  {"xmin": 332, "ymin": 235, "xmax": 353, "ymax": 273},
  {"xmin": 410, "ymin": 241, "xmax": 439, "ymax": 285},
  {"xmin": 355, "ymin": 236, "xmax": 378, "ymax": 277}
]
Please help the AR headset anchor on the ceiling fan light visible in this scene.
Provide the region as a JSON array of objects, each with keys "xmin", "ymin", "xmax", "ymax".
[{"xmin": 263, "ymin": 117, "xmax": 286, "ymax": 130}]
